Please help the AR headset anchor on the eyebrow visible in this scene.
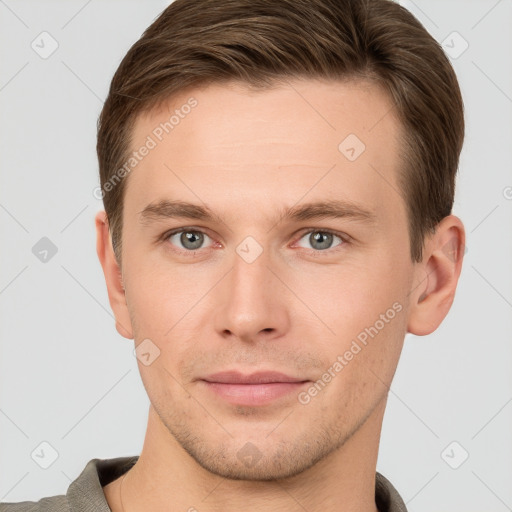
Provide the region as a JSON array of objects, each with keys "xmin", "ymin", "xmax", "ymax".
[{"xmin": 138, "ymin": 198, "xmax": 377, "ymax": 226}]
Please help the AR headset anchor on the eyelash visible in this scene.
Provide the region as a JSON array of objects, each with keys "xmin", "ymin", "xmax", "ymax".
[{"xmin": 159, "ymin": 226, "xmax": 350, "ymax": 256}]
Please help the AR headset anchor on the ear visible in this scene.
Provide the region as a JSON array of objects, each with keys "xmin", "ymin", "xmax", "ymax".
[
  {"xmin": 407, "ymin": 215, "xmax": 465, "ymax": 336},
  {"xmin": 95, "ymin": 210, "xmax": 134, "ymax": 340}
]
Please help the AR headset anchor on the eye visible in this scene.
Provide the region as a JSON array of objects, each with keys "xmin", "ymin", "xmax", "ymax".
[
  {"xmin": 295, "ymin": 229, "xmax": 346, "ymax": 252},
  {"xmin": 160, "ymin": 227, "xmax": 347, "ymax": 255},
  {"xmin": 165, "ymin": 228, "xmax": 214, "ymax": 251}
]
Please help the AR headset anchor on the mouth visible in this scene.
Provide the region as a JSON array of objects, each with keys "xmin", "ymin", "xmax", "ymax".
[{"xmin": 199, "ymin": 370, "xmax": 310, "ymax": 406}]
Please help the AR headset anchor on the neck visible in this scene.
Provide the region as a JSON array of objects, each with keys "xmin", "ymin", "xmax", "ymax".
[{"xmin": 113, "ymin": 398, "xmax": 386, "ymax": 512}]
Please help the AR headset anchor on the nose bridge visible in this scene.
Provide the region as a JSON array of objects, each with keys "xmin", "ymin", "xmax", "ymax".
[
  {"xmin": 232, "ymin": 239, "xmax": 271, "ymax": 301},
  {"xmin": 215, "ymin": 237, "xmax": 289, "ymax": 340}
]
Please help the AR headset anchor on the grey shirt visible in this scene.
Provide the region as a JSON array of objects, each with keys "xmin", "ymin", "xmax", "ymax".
[{"xmin": 1, "ymin": 456, "xmax": 408, "ymax": 511}]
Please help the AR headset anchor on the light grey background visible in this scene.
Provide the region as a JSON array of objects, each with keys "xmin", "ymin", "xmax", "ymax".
[{"xmin": 1, "ymin": 0, "xmax": 511, "ymax": 510}]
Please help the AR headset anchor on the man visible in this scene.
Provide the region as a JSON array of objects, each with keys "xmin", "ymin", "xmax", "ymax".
[{"xmin": 2, "ymin": 0, "xmax": 465, "ymax": 510}]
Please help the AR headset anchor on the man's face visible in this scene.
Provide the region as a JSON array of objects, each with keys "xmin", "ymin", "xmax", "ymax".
[{"xmin": 119, "ymin": 79, "xmax": 416, "ymax": 479}]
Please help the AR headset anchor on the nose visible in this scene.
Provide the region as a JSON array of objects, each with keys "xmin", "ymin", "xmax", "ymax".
[{"xmin": 214, "ymin": 242, "xmax": 291, "ymax": 344}]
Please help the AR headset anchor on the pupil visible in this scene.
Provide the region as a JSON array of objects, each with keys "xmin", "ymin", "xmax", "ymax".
[
  {"xmin": 182, "ymin": 231, "xmax": 202, "ymax": 250},
  {"xmin": 312, "ymin": 232, "xmax": 332, "ymax": 250}
]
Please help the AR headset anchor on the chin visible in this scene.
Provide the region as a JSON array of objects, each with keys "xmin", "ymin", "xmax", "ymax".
[{"xmin": 172, "ymin": 428, "xmax": 341, "ymax": 482}]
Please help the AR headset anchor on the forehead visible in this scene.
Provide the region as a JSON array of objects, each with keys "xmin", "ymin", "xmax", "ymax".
[{"xmin": 124, "ymin": 78, "xmax": 404, "ymax": 226}]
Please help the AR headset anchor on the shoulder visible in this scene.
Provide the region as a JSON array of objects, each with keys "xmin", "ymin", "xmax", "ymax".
[
  {"xmin": 0, "ymin": 456, "xmax": 138, "ymax": 512},
  {"xmin": 375, "ymin": 471, "xmax": 408, "ymax": 512},
  {"xmin": 0, "ymin": 494, "xmax": 69, "ymax": 511}
]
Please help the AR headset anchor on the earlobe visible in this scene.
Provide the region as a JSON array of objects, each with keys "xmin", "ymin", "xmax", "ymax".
[
  {"xmin": 95, "ymin": 210, "xmax": 134, "ymax": 340},
  {"xmin": 407, "ymin": 215, "xmax": 465, "ymax": 336}
]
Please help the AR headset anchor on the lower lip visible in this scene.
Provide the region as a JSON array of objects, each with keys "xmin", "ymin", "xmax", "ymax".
[{"xmin": 201, "ymin": 381, "xmax": 308, "ymax": 406}]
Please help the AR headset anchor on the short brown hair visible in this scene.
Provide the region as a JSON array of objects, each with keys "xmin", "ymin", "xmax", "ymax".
[{"xmin": 97, "ymin": 0, "xmax": 464, "ymax": 265}]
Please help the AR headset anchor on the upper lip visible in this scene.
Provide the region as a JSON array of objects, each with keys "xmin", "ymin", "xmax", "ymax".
[{"xmin": 201, "ymin": 371, "xmax": 308, "ymax": 384}]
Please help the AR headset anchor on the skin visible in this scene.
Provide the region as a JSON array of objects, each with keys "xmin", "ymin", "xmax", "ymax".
[{"xmin": 96, "ymin": 78, "xmax": 465, "ymax": 512}]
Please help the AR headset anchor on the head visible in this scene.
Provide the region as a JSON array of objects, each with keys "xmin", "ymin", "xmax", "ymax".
[{"xmin": 95, "ymin": 0, "xmax": 465, "ymax": 481}]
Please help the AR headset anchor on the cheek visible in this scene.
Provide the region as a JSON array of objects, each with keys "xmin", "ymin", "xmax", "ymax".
[
  {"xmin": 296, "ymin": 255, "xmax": 408, "ymax": 337},
  {"xmin": 294, "ymin": 258, "xmax": 410, "ymax": 403},
  {"xmin": 305, "ymin": 300, "xmax": 406, "ymax": 421},
  {"xmin": 124, "ymin": 257, "xmax": 205, "ymax": 338}
]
